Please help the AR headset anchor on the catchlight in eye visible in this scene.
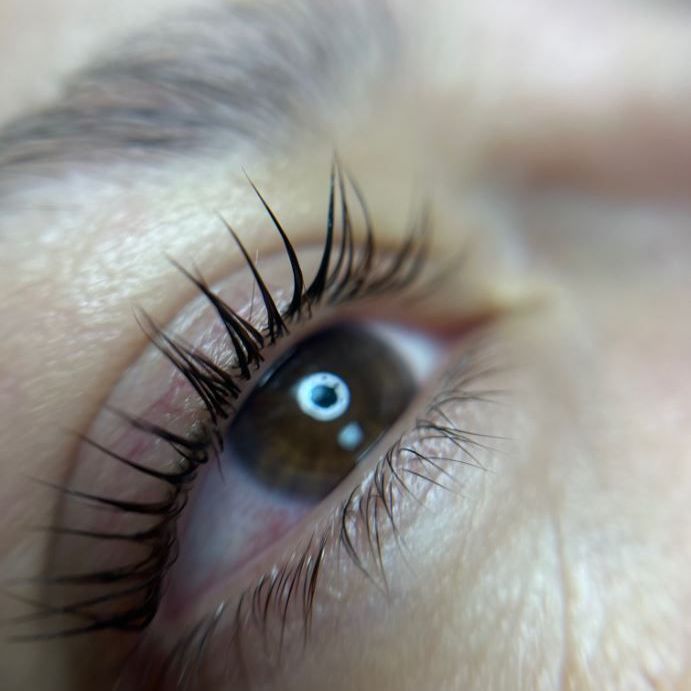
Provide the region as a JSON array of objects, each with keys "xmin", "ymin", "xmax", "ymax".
[{"xmin": 296, "ymin": 371, "xmax": 350, "ymax": 422}]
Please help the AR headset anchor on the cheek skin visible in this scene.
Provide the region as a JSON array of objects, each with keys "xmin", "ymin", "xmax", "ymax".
[{"xmin": 516, "ymin": 198, "xmax": 691, "ymax": 688}]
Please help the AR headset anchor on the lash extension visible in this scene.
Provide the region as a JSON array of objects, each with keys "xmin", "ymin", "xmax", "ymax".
[{"xmin": 11, "ymin": 160, "xmax": 434, "ymax": 642}]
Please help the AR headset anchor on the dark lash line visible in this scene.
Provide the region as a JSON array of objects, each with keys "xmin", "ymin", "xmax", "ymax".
[{"xmin": 11, "ymin": 160, "xmax": 434, "ymax": 644}]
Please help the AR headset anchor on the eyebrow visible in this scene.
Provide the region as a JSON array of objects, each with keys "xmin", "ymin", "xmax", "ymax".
[{"xmin": 0, "ymin": 1, "xmax": 396, "ymax": 180}]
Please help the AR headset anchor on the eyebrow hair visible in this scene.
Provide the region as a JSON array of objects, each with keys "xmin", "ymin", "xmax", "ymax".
[{"xmin": 0, "ymin": 0, "xmax": 396, "ymax": 181}]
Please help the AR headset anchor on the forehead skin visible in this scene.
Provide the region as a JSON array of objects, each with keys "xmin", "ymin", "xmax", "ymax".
[{"xmin": 1, "ymin": 1, "xmax": 691, "ymax": 690}]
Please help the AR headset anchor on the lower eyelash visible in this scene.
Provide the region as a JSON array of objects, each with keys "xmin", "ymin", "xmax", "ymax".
[
  {"xmin": 125, "ymin": 336, "xmax": 506, "ymax": 691},
  {"xmin": 11, "ymin": 159, "xmax": 439, "ymax": 643}
]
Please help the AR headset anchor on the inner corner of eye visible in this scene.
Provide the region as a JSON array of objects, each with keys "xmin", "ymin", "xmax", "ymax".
[{"xmin": 165, "ymin": 320, "xmax": 443, "ymax": 604}]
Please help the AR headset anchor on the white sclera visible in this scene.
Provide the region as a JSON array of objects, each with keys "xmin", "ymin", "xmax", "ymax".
[
  {"xmin": 369, "ymin": 321, "xmax": 442, "ymax": 382},
  {"xmin": 295, "ymin": 371, "xmax": 351, "ymax": 422}
]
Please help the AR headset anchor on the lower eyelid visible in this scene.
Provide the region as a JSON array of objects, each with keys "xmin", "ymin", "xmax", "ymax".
[
  {"xmin": 118, "ymin": 327, "xmax": 509, "ymax": 690},
  {"xmin": 36, "ymin": 300, "xmax": 508, "ymax": 689},
  {"xmin": 136, "ymin": 322, "xmax": 445, "ymax": 621}
]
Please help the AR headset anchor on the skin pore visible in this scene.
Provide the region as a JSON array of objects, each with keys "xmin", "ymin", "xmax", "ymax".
[{"xmin": 1, "ymin": 0, "xmax": 690, "ymax": 689}]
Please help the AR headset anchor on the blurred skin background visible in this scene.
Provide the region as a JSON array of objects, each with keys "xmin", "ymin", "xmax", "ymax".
[{"xmin": 0, "ymin": 0, "xmax": 690, "ymax": 689}]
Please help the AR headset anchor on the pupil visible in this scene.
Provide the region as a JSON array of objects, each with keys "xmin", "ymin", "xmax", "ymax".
[{"xmin": 311, "ymin": 384, "xmax": 338, "ymax": 409}]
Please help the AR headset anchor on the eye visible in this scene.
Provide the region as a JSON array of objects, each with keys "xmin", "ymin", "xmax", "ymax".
[
  {"xmin": 22, "ymin": 164, "xmax": 444, "ymax": 638},
  {"xmin": 17, "ymin": 165, "xmax": 502, "ymax": 689},
  {"xmin": 229, "ymin": 322, "xmax": 429, "ymax": 497},
  {"xmin": 167, "ymin": 319, "xmax": 440, "ymax": 606}
]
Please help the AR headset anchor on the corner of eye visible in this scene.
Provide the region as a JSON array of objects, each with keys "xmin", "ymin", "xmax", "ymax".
[{"xmin": 470, "ymin": 274, "xmax": 558, "ymax": 321}]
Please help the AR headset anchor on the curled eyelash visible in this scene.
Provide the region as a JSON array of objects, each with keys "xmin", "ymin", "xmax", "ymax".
[{"xmin": 9, "ymin": 160, "xmax": 436, "ymax": 642}]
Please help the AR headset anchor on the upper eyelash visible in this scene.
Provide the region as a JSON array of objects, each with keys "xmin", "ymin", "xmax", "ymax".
[{"xmin": 11, "ymin": 160, "xmax": 434, "ymax": 642}]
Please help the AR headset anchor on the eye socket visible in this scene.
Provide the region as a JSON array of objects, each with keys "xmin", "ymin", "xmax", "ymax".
[
  {"xmin": 23, "ymin": 165, "xmax": 501, "ymax": 678},
  {"xmin": 28, "ymin": 165, "xmax": 447, "ymax": 642}
]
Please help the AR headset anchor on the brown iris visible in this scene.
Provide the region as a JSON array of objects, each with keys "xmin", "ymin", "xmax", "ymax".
[{"xmin": 226, "ymin": 323, "xmax": 416, "ymax": 497}]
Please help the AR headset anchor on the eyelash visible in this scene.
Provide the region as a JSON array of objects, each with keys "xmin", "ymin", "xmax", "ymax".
[
  {"xmin": 16, "ymin": 160, "xmax": 441, "ymax": 645},
  {"xmin": 14, "ymin": 162, "xmax": 501, "ymax": 688}
]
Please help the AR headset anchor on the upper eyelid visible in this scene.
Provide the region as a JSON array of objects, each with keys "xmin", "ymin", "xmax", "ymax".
[
  {"xmin": 132, "ymin": 165, "xmax": 434, "ymax": 428},
  {"xmin": 0, "ymin": 1, "xmax": 396, "ymax": 187}
]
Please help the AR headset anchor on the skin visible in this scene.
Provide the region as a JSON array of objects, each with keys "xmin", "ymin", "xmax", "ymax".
[{"xmin": 1, "ymin": 0, "xmax": 691, "ymax": 689}]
